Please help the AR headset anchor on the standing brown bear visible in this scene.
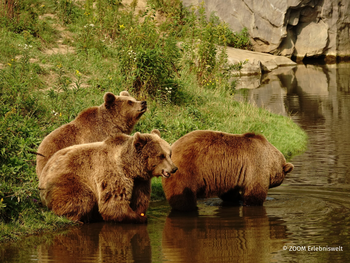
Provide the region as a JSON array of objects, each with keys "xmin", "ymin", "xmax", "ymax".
[
  {"xmin": 162, "ymin": 130, "xmax": 294, "ymax": 211},
  {"xmin": 39, "ymin": 130, "xmax": 178, "ymax": 223},
  {"xmin": 36, "ymin": 91, "xmax": 147, "ymax": 180}
]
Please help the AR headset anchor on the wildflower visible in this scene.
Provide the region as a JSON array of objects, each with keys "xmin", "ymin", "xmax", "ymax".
[
  {"xmin": 75, "ymin": 70, "xmax": 81, "ymax": 77},
  {"xmin": 1, "ymin": 198, "xmax": 3, "ymax": 202},
  {"xmin": 7, "ymin": 63, "xmax": 11, "ymax": 67},
  {"xmin": 59, "ymin": 113, "xmax": 62, "ymax": 117},
  {"xmin": 57, "ymin": 63, "xmax": 62, "ymax": 68},
  {"xmin": 90, "ymin": 24, "xmax": 94, "ymax": 27},
  {"xmin": 119, "ymin": 24, "xmax": 125, "ymax": 29}
]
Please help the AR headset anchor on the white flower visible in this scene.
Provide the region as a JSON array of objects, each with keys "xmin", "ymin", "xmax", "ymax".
[{"xmin": 89, "ymin": 24, "xmax": 94, "ymax": 27}]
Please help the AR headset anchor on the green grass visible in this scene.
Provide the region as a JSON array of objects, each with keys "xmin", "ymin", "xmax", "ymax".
[{"xmin": 0, "ymin": 0, "xmax": 307, "ymax": 242}]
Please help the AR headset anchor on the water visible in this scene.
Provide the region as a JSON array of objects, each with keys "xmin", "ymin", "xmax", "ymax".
[{"xmin": 2, "ymin": 64, "xmax": 350, "ymax": 262}]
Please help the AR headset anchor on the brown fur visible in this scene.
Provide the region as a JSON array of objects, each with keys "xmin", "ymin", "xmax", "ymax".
[
  {"xmin": 39, "ymin": 130, "xmax": 177, "ymax": 223},
  {"xmin": 162, "ymin": 130, "xmax": 294, "ymax": 211},
  {"xmin": 36, "ymin": 91, "xmax": 147, "ymax": 180}
]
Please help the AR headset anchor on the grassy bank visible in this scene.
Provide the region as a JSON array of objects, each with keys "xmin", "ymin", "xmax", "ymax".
[{"xmin": 0, "ymin": 0, "xmax": 307, "ymax": 242}]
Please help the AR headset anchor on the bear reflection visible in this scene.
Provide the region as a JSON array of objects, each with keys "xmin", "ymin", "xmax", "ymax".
[
  {"xmin": 162, "ymin": 203, "xmax": 287, "ymax": 263},
  {"xmin": 37, "ymin": 223, "xmax": 151, "ymax": 263}
]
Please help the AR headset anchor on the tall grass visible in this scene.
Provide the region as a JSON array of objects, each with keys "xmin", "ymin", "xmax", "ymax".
[{"xmin": 0, "ymin": 0, "xmax": 307, "ymax": 242}]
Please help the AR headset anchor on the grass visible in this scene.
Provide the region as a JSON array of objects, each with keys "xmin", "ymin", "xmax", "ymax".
[{"xmin": 0, "ymin": 0, "xmax": 307, "ymax": 242}]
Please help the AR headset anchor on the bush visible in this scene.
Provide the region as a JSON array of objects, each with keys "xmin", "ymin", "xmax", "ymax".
[{"xmin": 116, "ymin": 9, "xmax": 181, "ymax": 99}]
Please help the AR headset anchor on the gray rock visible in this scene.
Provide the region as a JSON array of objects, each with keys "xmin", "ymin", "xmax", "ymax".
[
  {"xmin": 226, "ymin": 47, "xmax": 296, "ymax": 76},
  {"xmin": 181, "ymin": 0, "xmax": 350, "ymax": 61},
  {"xmin": 294, "ymin": 21, "xmax": 329, "ymax": 60}
]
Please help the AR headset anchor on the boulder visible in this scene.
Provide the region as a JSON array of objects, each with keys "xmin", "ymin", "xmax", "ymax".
[
  {"xmin": 226, "ymin": 47, "xmax": 296, "ymax": 76},
  {"xmin": 181, "ymin": 0, "xmax": 350, "ymax": 61}
]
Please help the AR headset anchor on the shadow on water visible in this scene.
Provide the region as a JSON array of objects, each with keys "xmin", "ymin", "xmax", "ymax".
[{"xmin": 2, "ymin": 63, "xmax": 350, "ymax": 262}]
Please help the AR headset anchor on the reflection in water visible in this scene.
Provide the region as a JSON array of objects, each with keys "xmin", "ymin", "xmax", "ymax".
[
  {"xmin": 1, "ymin": 223, "xmax": 151, "ymax": 263},
  {"xmin": 162, "ymin": 204, "xmax": 287, "ymax": 263},
  {"xmin": 236, "ymin": 63, "xmax": 350, "ymax": 187},
  {"xmin": 235, "ymin": 63, "xmax": 350, "ymax": 262},
  {"xmin": 43, "ymin": 223, "xmax": 152, "ymax": 263},
  {"xmin": 2, "ymin": 64, "xmax": 350, "ymax": 262}
]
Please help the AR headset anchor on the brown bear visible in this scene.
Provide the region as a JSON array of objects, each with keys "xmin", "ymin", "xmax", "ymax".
[
  {"xmin": 36, "ymin": 91, "xmax": 147, "ymax": 180},
  {"xmin": 162, "ymin": 130, "xmax": 294, "ymax": 211},
  {"xmin": 39, "ymin": 129, "xmax": 177, "ymax": 223}
]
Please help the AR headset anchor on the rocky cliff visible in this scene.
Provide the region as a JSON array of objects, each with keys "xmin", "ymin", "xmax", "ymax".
[{"xmin": 182, "ymin": 0, "xmax": 350, "ymax": 62}]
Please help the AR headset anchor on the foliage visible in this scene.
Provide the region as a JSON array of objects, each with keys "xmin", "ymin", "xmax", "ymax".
[
  {"xmin": 116, "ymin": 11, "xmax": 181, "ymax": 98},
  {"xmin": 0, "ymin": 0, "xmax": 58, "ymax": 43}
]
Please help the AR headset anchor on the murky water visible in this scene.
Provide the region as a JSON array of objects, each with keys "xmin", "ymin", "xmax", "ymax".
[{"xmin": 2, "ymin": 64, "xmax": 350, "ymax": 262}]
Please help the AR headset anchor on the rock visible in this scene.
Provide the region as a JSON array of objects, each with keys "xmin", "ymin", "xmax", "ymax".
[
  {"xmin": 294, "ymin": 21, "xmax": 329, "ymax": 61},
  {"xmin": 226, "ymin": 47, "xmax": 296, "ymax": 90},
  {"xmin": 226, "ymin": 47, "xmax": 296, "ymax": 76},
  {"xmin": 181, "ymin": 0, "xmax": 350, "ymax": 61}
]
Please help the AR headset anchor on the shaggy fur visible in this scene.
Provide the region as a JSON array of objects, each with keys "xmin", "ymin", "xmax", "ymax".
[
  {"xmin": 162, "ymin": 130, "xmax": 294, "ymax": 211},
  {"xmin": 36, "ymin": 91, "xmax": 147, "ymax": 180},
  {"xmin": 39, "ymin": 130, "xmax": 177, "ymax": 223}
]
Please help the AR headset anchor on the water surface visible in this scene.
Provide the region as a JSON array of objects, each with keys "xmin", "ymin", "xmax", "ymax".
[{"xmin": 2, "ymin": 64, "xmax": 350, "ymax": 262}]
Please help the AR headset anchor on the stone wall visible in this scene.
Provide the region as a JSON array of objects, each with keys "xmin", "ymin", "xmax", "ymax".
[{"xmin": 181, "ymin": 0, "xmax": 350, "ymax": 62}]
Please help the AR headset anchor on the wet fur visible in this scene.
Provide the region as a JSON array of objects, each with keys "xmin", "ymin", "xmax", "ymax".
[{"xmin": 162, "ymin": 130, "xmax": 294, "ymax": 211}]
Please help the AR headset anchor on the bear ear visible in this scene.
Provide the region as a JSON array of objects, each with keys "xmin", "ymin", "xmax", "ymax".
[
  {"xmin": 134, "ymin": 132, "xmax": 148, "ymax": 152},
  {"xmin": 120, "ymin": 91, "xmax": 130, "ymax": 97},
  {"xmin": 104, "ymin": 92, "xmax": 116, "ymax": 108},
  {"xmin": 151, "ymin": 129, "xmax": 161, "ymax": 137},
  {"xmin": 284, "ymin": 163, "xmax": 294, "ymax": 174}
]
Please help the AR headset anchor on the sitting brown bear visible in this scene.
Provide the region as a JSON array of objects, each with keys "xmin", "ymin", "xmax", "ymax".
[
  {"xmin": 39, "ymin": 130, "xmax": 177, "ymax": 223},
  {"xmin": 36, "ymin": 91, "xmax": 147, "ymax": 180},
  {"xmin": 162, "ymin": 130, "xmax": 294, "ymax": 211}
]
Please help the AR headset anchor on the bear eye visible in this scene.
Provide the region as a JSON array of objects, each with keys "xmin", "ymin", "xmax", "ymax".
[
  {"xmin": 128, "ymin": 100, "xmax": 133, "ymax": 106},
  {"xmin": 159, "ymin": 154, "xmax": 165, "ymax": 159}
]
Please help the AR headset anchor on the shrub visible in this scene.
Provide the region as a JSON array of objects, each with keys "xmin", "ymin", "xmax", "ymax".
[{"xmin": 116, "ymin": 7, "xmax": 181, "ymax": 99}]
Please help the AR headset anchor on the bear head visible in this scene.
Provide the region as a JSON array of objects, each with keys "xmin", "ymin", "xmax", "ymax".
[
  {"xmin": 269, "ymin": 162, "xmax": 294, "ymax": 188},
  {"xmin": 133, "ymin": 129, "xmax": 178, "ymax": 179},
  {"xmin": 103, "ymin": 91, "xmax": 147, "ymax": 132}
]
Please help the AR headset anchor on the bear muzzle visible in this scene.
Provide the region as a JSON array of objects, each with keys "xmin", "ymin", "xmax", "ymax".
[
  {"xmin": 162, "ymin": 166, "xmax": 178, "ymax": 178},
  {"xmin": 139, "ymin": 101, "xmax": 147, "ymax": 113}
]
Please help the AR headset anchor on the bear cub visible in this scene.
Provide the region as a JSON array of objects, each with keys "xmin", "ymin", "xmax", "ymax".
[
  {"xmin": 39, "ymin": 129, "xmax": 177, "ymax": 223},
  {"xmin": 162, "ymin": 130, "xmax": 294, "ymax": 211}
]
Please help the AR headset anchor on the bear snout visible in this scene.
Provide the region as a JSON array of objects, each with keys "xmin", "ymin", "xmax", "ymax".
[
  {"xmin": 140, "ymin": 101, "xmax": 147, "ymax": 112},
  {"xmin": 162, "ymin": 166, "xmax": 178, "ymax": 178},
  {"xmin": 162, "ymin": 169, "xmax": 171, "ymax": 178},
  {"xmin": 171, "ymin": 166, "xmax": 178, "ymax": 174}
]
